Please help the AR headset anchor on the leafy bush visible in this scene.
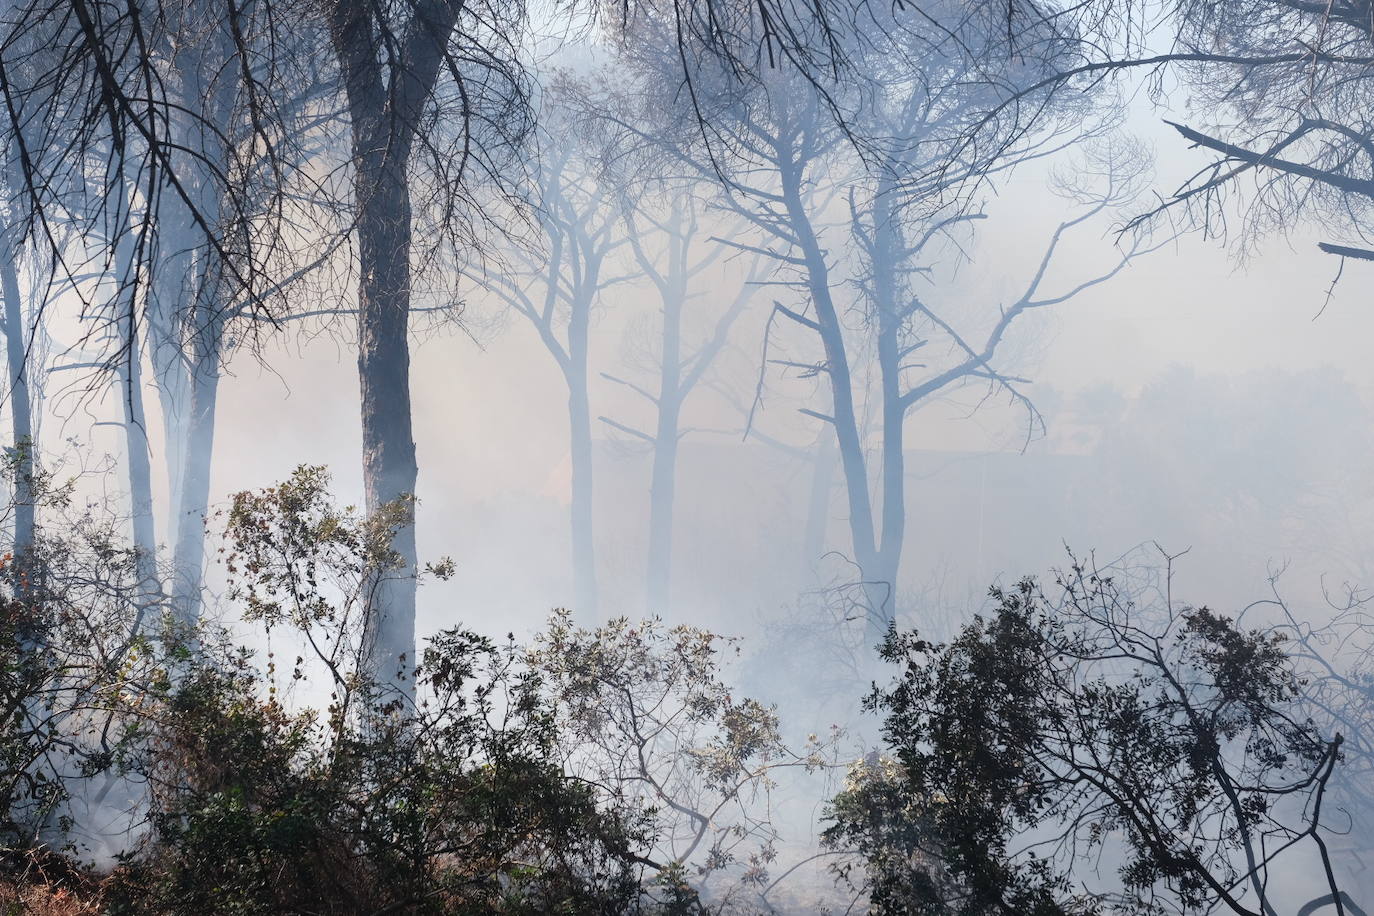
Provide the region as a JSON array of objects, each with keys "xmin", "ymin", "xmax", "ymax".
[
  {"xmin": 530, "ymin": 612, "xmax": 839, "ymax": 907},
  {"xmin": 826, "ymin": 561, "xmax": 1350, "ymax": 915},
  {"xmin": 106, "ymin": 630, "xmax": 646, "ymax": 914},
  {"xmin": 1, "ymin": 502, "xmax": 167, "ymax": 865},
  {"xmin": 100, "ymin": 467, "xmax": 649, "ymax": 914}
]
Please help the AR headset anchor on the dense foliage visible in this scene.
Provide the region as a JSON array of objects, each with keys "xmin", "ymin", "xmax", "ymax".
[
  {"xmin": 1, "ymin": 473, "xmax": 1369, "ymax": 914},
  {"xmin": 2, "ymin": 469, "xmax": 835, "ymax": 914},
  {"xmin": 827, "ymin": 564, "xmax": 1351, "ymax": 915}
]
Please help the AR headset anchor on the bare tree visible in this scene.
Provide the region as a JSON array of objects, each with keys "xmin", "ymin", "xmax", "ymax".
[
  {"xmin": 0, "ymin": 0, "xmax": 1089, "ymax": 689},
  {"xmin": 153, "ymin": 5, "xmax": 254, "ymax": 624},
  {"xmin": 958, "ymin": 0, "xmax": 1374, "ymax": 277},
  {"xmin": 841, "ymin": 140, "xmax": 1149, "ymax": 638},
  {"xmin": 320, "ymin": 0, "xmax": 532, "ymax": 691},
  {"xmin": 601, "ymin": 191, "xmax": 761, "ymax": 615},
  {"xmin": 464, "ymin": 103, "xmax": 627, "ymax": 620},
  {"xmin": 615, "ymin": 2, "xmax": 1148, "ymax": 639},
  {"xmin": 1149, "ymin": 1, "xmax": 1374, "ymax": 267},
  {"xmin": 0, "ymin": 0, "xmax": 333, "ymax": 611},
  {"xmin": 151, "ymin": 0, "xmax": 336, "ymax": 623},
  {"xmin": 1262, "ymin": 581, "xmax": 1374, "ymax": 906}
]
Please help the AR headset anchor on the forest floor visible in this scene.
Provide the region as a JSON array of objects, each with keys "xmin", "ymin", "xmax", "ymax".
[{"xmin": 0, "ymin": 852, "xmax": 105, "ymax": 915}]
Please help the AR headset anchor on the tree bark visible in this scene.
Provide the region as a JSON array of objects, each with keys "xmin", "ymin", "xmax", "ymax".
[
  {"xmin": 567, "ymin": 321, "xmax": 598, "ymax": 620},
  {"xmin": 329, "ymin": 0, "xmax": 460, "ymax": 698},
  {"xmin": 170, "ymin": 317, "xmax": 221, "ymax": 624},
  {"xmin": 868, "ymin": 178, "xmax": 907, "ymax": 641},
  {"xmin": 354, "ymin": 151, "xmax": 420, "ymax": 696},
  {"xmin": 780, "ymin": 151, "xmax": 885, "ymax": 634},
  {"xmin": 645, "ymin": 390, "xmax": 681, "ymax": 617},
  {"xmin": 116, "ymin": 308, "xmax": 159, "ymax": 594},
  {"xmin": 0, "ymin": 214, "xmax": 33, "ymax": 560},
  {"xmin": 645, "ymin": 227, "xmax": 686, "ymax": 616}
]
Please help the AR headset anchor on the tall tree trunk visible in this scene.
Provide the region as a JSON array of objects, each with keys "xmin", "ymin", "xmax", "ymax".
[
  {"xmin": 645, "ymin": 397, "xmax": 680, "ymax": 615},
  {"xmin": 869, "ymin": 180, "xmax": 907, "ymax": 641},
  {"xmin": 0, "ymin": 219, "xmax": 32, "ymax": 560},
  {"xmin": 149, "ymin": 319, "xmax": 190, "ymax": 543},
  {"xmin": 0, "ymin": 148, "xmax": 33, "ymax": 561},
  {"xmin": 162, "ymin": 22, "xmax": 237, "ymax": 624},
  {"xmin": 567, "ymin": 341, "xmax": 597, "ymax": 620},
  {"xmin": 117, "ymin": 316, "xmax": 159, "ymax": 594},
  {"xmin": 780, "ymin": 156, "xmax": 881, "ymax": 632},
  {"xmin": 645, "ymin": 239, "xmax": 685, "ymax": 615},
  {"xmin": 82, "ymin": 159, "xmax": 164, "ymax": 607},
  {"xmin": 354, "ymin": 157, "xmax": 420, "ymax": 696},
  {"xmin": 110, "ymin": 172, "xmax": 159, "ymax": 593},
  {"xmin": 147, "ymin": 202, "xmax": 195, "ymax": 550},
  {"xmin": 164, "ymin": 143, "xmax": 227, "ymax": 625},
  {"xmin": 170, "ymin": 323, "xmax": 221, "ymax": 624},
  {"xmin": 329, "ymin": 0, "xmax": 460, "ymax": 699}
]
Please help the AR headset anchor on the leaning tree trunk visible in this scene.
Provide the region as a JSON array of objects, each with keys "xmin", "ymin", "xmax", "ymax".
[{"xmin": 781, "ymin": 159, "xmax": 883, "ymax": 637}]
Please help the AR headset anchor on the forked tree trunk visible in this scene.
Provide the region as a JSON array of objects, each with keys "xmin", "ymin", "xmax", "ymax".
[
  {"xmin": 164, "ymin": 23, "xmax": 237, "ymax": 624},
  {"xmin": 329, "ymin": 0, "xmax": 460, "ymax": 698}
]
